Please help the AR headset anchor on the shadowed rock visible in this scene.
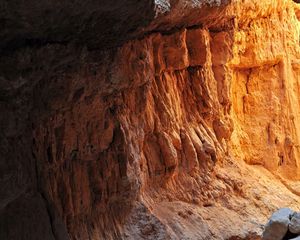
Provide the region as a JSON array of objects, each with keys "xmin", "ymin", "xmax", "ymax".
[{"xmin": 290, "ymin": 212, "xmax": 300, "ymax": 234}]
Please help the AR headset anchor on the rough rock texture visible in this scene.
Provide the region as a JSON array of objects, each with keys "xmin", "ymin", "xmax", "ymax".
[
  {"xmin": 290, "ymin": 212, "xmax": 300, "ymax": 234},
  {"xmin": 1, "ymin": 0, "xmax": 300, "ymax": 240}
]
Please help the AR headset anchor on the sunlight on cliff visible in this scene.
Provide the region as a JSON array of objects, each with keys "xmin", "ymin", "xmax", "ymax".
[{"xmin": 224, "ymin": 0, "xmax": 300, "ymax": 182}]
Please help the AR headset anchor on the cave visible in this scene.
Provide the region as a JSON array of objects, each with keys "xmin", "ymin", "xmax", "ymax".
[{"xmin": 1, "ymin": 0, "xmax": 300, "ymax": 240}]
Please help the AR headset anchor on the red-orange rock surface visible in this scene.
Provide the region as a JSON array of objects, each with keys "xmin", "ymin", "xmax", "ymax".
[{"xmin": 1, "ymin": 0, "xmax": 300, "ymax": 239}]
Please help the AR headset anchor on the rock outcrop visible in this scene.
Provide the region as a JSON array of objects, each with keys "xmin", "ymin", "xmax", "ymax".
[{"xmin": 1, "ymin": 0, "xmax": 300, "ymax": 239}]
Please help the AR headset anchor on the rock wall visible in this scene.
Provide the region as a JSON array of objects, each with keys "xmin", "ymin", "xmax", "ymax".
[
  {"xmin": 230, "ymin": 0, "xmax": 300, "ymax": 179},
  {"xmin": 1, "ymin": 0, "xmax": 300, "ymax": 239}
]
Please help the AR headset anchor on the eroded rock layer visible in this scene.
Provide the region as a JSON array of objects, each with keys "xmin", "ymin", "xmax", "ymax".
[{"xmin": 1, "ymin": 0, "xmax": 300, "ymax": 239}]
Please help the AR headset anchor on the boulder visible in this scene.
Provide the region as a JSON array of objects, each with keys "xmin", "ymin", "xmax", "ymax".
[
  {"xmin": 289, "ymin": 212, "xmax": 300, "ymax": 234},
  {"xmin": 289, "ymin": 236, "xmax": 300, "ymax": 240},
  {"xmin": 262, "ymin": 208, "xmax": 294, "ymax": 240}
]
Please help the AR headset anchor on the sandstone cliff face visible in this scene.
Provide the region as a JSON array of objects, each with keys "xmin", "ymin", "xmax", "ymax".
[
  {"xmin": 230, "ymin": 0, "xmax": 300, "ymax": 179},
  {"xmin": 1, "ymin": 0, "xmax": 300, "ymax": 240}
]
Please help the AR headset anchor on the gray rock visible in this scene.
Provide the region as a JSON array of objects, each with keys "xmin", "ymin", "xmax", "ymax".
[
  {"xmin": 289, "ymin": 212, "xmax": 300, "ymax": 234},
  {"xmin": 288, "ymin": 236, "xmax": 300, "ymax": 240},
  {"xmin": 262, "ymin": 208, "xmax": 295, "ymax": 240}
]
